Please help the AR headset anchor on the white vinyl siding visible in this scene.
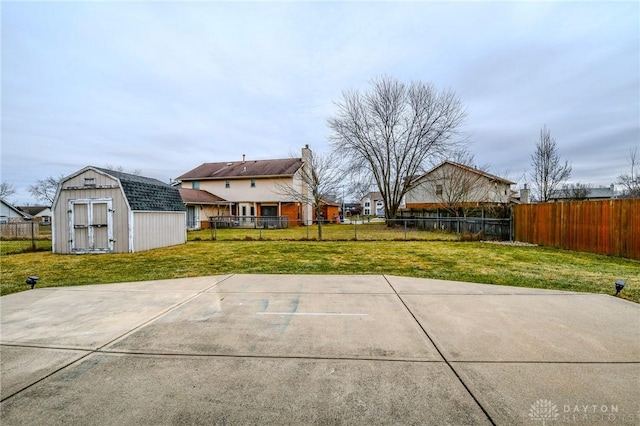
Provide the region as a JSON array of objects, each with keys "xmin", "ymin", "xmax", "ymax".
[{"xmin": 132, "ymin": 211, "xmax": 186, "ymax": 252}]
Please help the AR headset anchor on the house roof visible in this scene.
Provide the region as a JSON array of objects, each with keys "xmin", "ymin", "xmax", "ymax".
[
  {"xmin": 361, "ymin": 192, "xmax": 383, "ymax": 203},
  {"xmin": 177, "ymin": 158, "xmax": 303, "ymax": 181},
  {"xmin": 550, "ymin": 186, "xmax": 614, "ymax": 200},
  {"xmin": 88, "ymin": 167, "xmax": 185, "ymax": 212},
  {"xmin": 1, "ymin": 199, "xmax": 32, "ymax": 219},
  {"xmin": 178, "ymin": 188, "xmax": 227, "ymax": 204},
  {"xmin": 416, "ymin": 161, "xmax": 515, "ymax": 185},
  {"xmin": 17, "ymin": 206, "xmax": 50, "ymax": 216}
]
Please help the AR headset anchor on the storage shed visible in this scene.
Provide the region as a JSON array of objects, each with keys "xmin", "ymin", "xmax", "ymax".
[{"xmin": 52, "ymin": 166, "xmax": 186, "ymax": 254}]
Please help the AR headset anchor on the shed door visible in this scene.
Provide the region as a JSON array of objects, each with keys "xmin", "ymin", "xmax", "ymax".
[{"xmin": 69, "ymin": 199, "xmax": 114, "ymax": 253}]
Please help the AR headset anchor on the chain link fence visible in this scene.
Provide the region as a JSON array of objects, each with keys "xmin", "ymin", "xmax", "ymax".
[{"xmin": 197, "ymin": 215, "xmax": 512, "ymax": 241}]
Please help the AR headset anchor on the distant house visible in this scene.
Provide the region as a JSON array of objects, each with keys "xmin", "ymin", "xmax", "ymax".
[
  {"xmin": 319, "ymin": 199, "xmax": 341, "ymax": 223},
  {"xmin": 361, "ymin": 192, "xmax": 385, "ymax": 217},
  {"xmin": 176, "ymin": 146, "xmax": 313, "ymax": 227},
  {"xmin": 405, "ymin": 161, "xmax": 514, "ymax": 214},
  {"xmin": 342, "ymin": 202, "xmax": 362, "ymax": 216},
  {"xmin": 18, "ymin": 206, "xmax": 52, "ymax": 225},
  {"xmin": 549, "ymin": 185, "xmax": 615, "ymax": 202},
  {"xmin": 52, "ymin": 166, "xmax": 186, "ymax": 254},
  {"xmin": 1, "ymin": 199, "xmax": 32, "ymax": 224}
]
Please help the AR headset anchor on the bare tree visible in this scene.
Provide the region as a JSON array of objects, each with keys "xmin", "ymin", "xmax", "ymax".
[
  {"xmin": 0, "ymin": 182, "xmax": 17, "ymax": 199},
  {"xmin": 104, "ymin": 164, "xmax": 142, "ymax": 176},
  {"xmin": 328, "ymin": 75, "xmax": 467, "ymax": 224},
  {"xmin": 431, "ymin": 152, "xmax": 486, "ymax": 217},
  {"xmin": 560, "ymin": 182, "xmax": 590, "ymax": 200},
  {"xmin": 413, "ymin": 150, "xmax": 510, "ymax": 217},
  {"xmin": 617, "ymin": 146, "xmax": 639, "ymax": 198},
  {"xmin": 530, "ymin": 125, "xmax": 572, "ymax": 202},
  {"xmin": 347, "ymin": 170, "xmax": 376, "ymax": 206},
  {"xmin": 28, "ymin": 175, "xmax": 64, "ymax": 205},
  {"xmin": 276, "ymin": 147, "xmax": 345, "ymax": 240}
]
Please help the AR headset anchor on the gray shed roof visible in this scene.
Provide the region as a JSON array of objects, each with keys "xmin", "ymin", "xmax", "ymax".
[{"xmin": 92, "ymin": 167, "xmax": 185, "ymax": 212}]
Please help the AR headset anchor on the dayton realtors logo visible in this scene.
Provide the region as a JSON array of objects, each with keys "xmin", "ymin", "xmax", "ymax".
[
  {"xmin": 529, "ymin": 399, "xmax": 560, "ymax": 425},
  {"xmin": 529, "ymin": 399, "xmax": 637, "ymax": 424}
]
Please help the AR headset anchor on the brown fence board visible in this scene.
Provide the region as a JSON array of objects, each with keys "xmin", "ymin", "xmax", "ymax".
[{"xmin": 514, "ymin": 199, "xmax": 640, "ymax": 260}]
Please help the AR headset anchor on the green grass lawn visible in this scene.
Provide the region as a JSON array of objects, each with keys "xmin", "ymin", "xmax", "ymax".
[
  {"xmin": 1, "ymin": 238, "xmax": 638, "ymax": 303},
  {"xmin": 190, "ymin": 222, "xmax": 460, "ymax": 241}
]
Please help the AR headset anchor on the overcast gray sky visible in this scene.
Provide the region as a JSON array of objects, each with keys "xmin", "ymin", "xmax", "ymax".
[{"xmin": 2, "ymin": 1, "xmax": 638, "ymax": 204}]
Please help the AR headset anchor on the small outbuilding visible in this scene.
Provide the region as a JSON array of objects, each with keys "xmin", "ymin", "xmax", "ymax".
[{"xmin": 52, "ymin": 166, "xmax": 186, "ymax": 254}]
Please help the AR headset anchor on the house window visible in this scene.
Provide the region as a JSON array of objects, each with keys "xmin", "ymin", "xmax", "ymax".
[
  {"xmin": 192, "ymin": 181, "xmax": 200, "ymax": 189},
  {"xmin": 364, "ymin": 201, "xmax": 370, "ymax": 207},
  {"xmin": 251, "ymin": 179, "xmax": 256, "ymax": 188},
  {"xmin": 84, "ymin": 178, "xmax": 96, "ymax": 187},
  {"xmin": 225, "ymin": 180, "xmax": 230, "ymax": 188},
  {"xmin": 436, "ymin": 184, "xmax": 443, "ymax": 196}
]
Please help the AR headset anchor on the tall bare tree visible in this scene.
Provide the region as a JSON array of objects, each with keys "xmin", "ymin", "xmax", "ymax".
[
  {"xmin": 28, "ymin": 175, "xmax": 64, "ymax": 205},
  {"xmin": 0, "ymin": 182, "xmax": 17, "ymax": 199},
  {"xmin": 530, "ymin": 125, "xmax": 572, "ymax": 202},
  {"xmin": 617, "ymin": 146, "xmax": 639, "ymax": 198},
  {"xmin": 328, "ymin": 75, "xmax": 467, "ymax": 223},
  {"xmin": 276, "ymin": 147, "xmax": 345, "ymax": 240}
]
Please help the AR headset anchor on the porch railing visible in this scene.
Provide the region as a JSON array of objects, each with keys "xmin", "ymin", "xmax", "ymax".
[{"xmin": 209, "ymin": 215, "xmax": 290, "ymax": 229}]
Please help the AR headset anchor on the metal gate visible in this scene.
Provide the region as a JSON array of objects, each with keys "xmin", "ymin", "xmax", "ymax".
[{"xmin": 69, "ymin": 198, "xmax": 114, "ymax": 253}]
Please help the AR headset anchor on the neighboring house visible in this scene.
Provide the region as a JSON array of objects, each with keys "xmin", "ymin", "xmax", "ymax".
[
  {"xmin": 52, "ymin": 166, "xmax": 186, "ymax": 254},
  {"xmin": 361, "ymin": 192, "xmax": 385, "ymax": 217},
  {"xmin": 405, "ymin": 161, "xmax": 515, "ymax": 214},
  {"xmin": 178, "ymin": 188, "xmax": 230, "ymax": 229},
  {"xmin": 176, "ymin": 146, "xmax": 313, "ymax": 226},
  {"xmin": 319, "ymin": 200, "xmax": 340, "ymax": 223},
  {"xmin": 549, "ymin": 185, "xmax": 615, "ymax": 202},
  {"xmin": 342, "ymin": 202, "xmax": 362, "ymax": 216},
  {"xmin": 1, "ymin": 199, "xmax": 32, "ymax": 224},
  {"xmin": 18, "ymin": 206, "xmax": 52, "ymax": 224}
]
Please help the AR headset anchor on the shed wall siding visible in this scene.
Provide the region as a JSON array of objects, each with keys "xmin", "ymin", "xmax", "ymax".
[
  {"xmin": 132, "ymin": 212, "xmax": 186, "ymax": 252},
  {"xmin": 53, "ymin": 171, "xmax": 130, "ymax": 254}
]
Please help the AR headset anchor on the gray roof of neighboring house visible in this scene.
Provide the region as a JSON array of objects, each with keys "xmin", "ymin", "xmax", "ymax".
[
  {"xmin": 17, "ymin": 206, "xmax": 50, "ymax": 216},
  {"xmin": 177, "ymin": 158, "xmax": 303, "ymax": 181},
  {"xmin": 178, "ymin": 188, "xmax": 227, "ymax": 204},
  {"xmin": 550, "ymin": 186, "xmax": 614, "ymax": 200},
  {"xmin": 90, "ymin": 167, "xmax": 185, "ymax": 212}
]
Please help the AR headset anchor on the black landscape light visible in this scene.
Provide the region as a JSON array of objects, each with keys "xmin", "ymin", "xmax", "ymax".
[
  {"xmin": 25, "ymin": 276, "xmax": 40, "ymax": 289},
  {"xmin": 615, "ymin": 279, "xmax": 626, "ymax": 296}
]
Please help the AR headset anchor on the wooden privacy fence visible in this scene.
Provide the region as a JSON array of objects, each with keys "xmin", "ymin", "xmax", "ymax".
[
  {"xmin": 514, "ymin": 199, "xmax": 640, "ymax": 260},
  {"xmin": 0, "ymin": 222, "xmax": 40, "ymax": 239}
]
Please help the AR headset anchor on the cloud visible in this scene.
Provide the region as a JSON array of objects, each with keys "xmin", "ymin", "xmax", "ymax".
[{"xmin": 1, "ymin": 1, "xmax": 638, "ymax": 204}]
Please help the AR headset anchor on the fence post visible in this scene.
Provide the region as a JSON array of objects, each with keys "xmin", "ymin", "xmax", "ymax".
[
  {"xmin": 354, "ymin": 219, "xmax": 358, "ymax": 240},
  {"xmin": 404, "ymin": 219, "xmax": 407, "ymax": 240},
  {"xmin": 31, "ymin": 222, "xmax": 36, "ymax": 251}
]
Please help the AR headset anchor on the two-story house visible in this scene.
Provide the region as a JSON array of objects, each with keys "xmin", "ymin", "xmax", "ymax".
[
  {"xmin": 176, "ymin": 146, "xmax": 313, "ymax": 229},
  {"xmin": 404, "ymin": 161, "xmax": 514, "ymax": 216},
  {"xmin": 361, "ymin": 192, "xmax": 385, "ymax": 217}
]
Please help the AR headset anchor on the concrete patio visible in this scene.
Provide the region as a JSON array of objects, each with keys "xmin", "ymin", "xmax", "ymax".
[{"xmin": 1, "ymin": 275, "xmax": 638, "ymax": 425}]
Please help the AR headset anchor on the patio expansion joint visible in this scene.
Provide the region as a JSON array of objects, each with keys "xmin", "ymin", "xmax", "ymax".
[
  {"xmin": 0, "ymin": 275, "xmax": 236, "ymax": 404},
  {"xmin": 93, "ymin": 274, "xmax": 236, "ymax": 352},
  {"xmin": 383, "ymin": 274, "xmax": 498, "ymax": 426}
]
